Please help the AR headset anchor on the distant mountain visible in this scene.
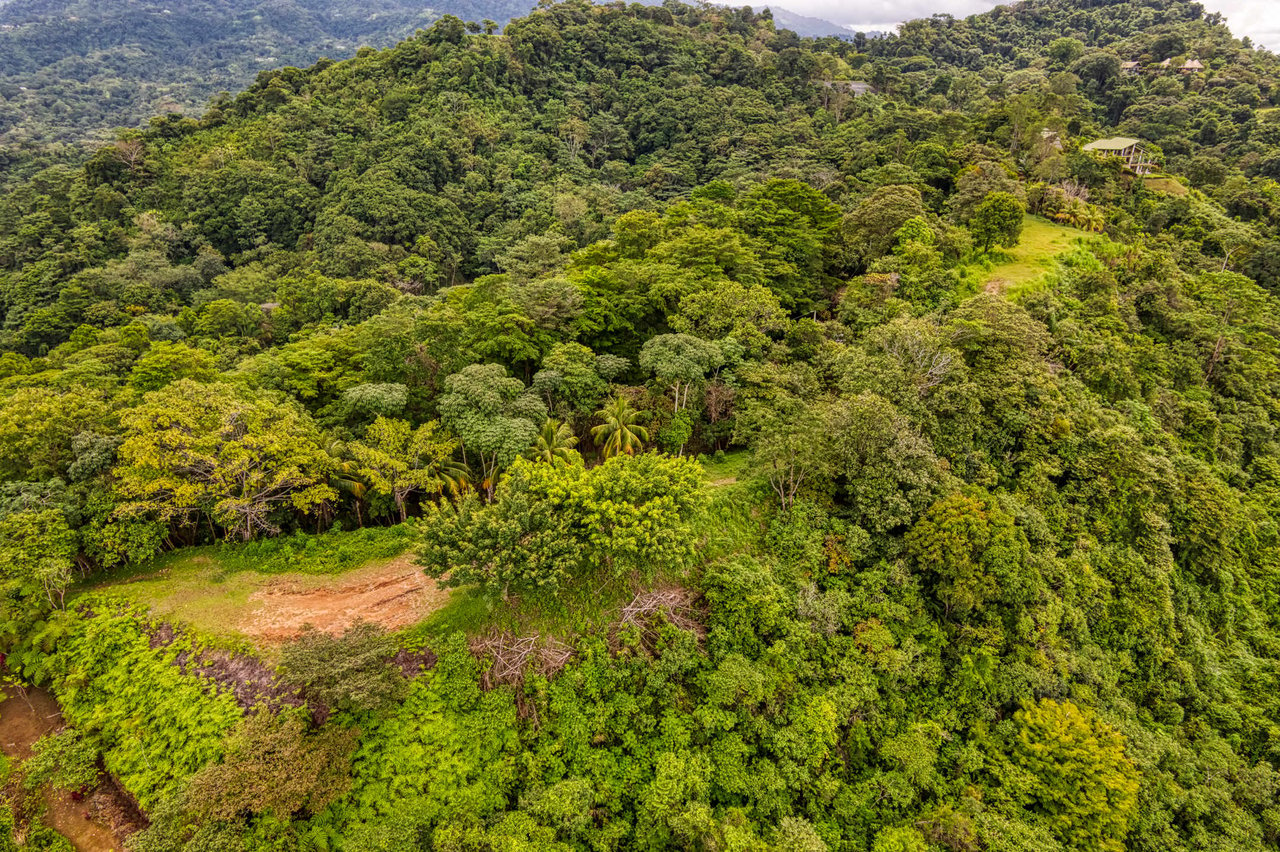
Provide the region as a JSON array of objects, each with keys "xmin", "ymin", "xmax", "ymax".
[
  {"xmin": 0, "ymin": 0, "xmax": 534, "ymax": 152},
  {"xmin": 761, "ymin": 6, "xmax": 853, "ymax": 39},
  {"xmin": 0, "ymin": 0, "xmax": 864, "ymax": 164}
]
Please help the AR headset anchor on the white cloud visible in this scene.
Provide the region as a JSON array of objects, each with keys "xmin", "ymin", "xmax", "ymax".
[{"xmin": 777, "ymin": 0, "xmax": 1278, "ymax": 51}]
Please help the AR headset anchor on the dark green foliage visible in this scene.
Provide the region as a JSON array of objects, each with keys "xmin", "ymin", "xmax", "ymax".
[
  {"xmin": 183, "ymin": 710, "xmax": 358, "ymax": 822},
  {"xmin": 279, "ymin": 623, "xmax": 408, "ymax": 715},
  {"xmin": 3, "ymin": 0, "xmax": 1280, "ymax": 850},
  {"xmin": 970, "ymin": 192, "xmax": 1026, "ymax": 253}
]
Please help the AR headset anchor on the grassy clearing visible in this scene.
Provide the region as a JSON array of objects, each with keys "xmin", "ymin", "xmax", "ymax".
[
  {"xmin": 81, "ymin": 460, "xmax": 766, "ymax": 648},
  {"xmin": 1143, "ymin": 175, "xmax": 1189, "ymax": 196},
  {"xmin": 78, "ymin": 526, "xmax": 419, "ymax": 642},
  {"xmin": 977, "ymin": 215, "xmax": 1083, "ymax": 291},
  {"xmin": 698, "ymin": 449, "xmax": 751, "ymax": 484}
]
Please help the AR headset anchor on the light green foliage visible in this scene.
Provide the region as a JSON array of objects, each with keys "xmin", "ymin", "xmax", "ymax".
[
  {"xmin": 591, "ymin": 396, "xmax": 650, "ymax": 458},
  {"xmin": 905, "ymin": 492, "xmax": 1032, "ymax": 618},
  {"xmin": 128, "ymin": 342, "xmax": 219, "ymax": 393},
  {"xmin": 0, "ymin": 386, "xmax": 109, "ymax": 481},
  {"xmin": 0, "ymin": 508, "xmax": 76, "ymax": 607},
  {"xmin": 349, "ymin": 417, "xmax": 465, "ymax": 521},
  {"xmin": 336, "ymin": 637, "xmax": 520, "ymax": 842},
  {"xmin": 419, "ymin": 454, "xmax": 703, "ymax": 596},
  {"xmin": 871, "ymin": 826, "xmax": 928, "ymax": 852},
  {"xmin": 7, "ymin": 606, "xmax": 242, "ymax": 810},
  {"xmin": 1008, "ymin": 699, "xmax": 1139, "ymax": 851},
  {"xmin": 528, "ymin": 418, "xmax": 580, "ymax": 466},
  {"xmin": 23, "ymin": 729, "xmax": 99, "ymax": 793},
  {"xmin": 115, "ymin": 380, "xmax": 336, "ymax": 540}
]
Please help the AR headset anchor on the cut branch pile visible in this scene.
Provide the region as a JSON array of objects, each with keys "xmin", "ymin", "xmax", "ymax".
[
  {"xmin": 469, "ymin": 631, "xmax": 574, "ymax": 692},
  {"xmin": 614, "ymin": 586, "xmax": 706, "ymax": 652}
]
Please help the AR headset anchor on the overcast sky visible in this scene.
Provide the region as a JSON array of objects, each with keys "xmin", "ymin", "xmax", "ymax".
[{"xmin": 787, "ymin": 0, "xmax": 1279, "ymax": 52}]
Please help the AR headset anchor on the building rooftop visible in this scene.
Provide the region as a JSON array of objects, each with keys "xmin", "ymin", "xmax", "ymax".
[{"xmin": 1083, "ymin": 137, "xmax": 1145, "ymax": 152}]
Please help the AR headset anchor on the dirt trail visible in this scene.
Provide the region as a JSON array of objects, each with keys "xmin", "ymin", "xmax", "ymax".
[
  {"xmin": 239, "ymin": 556, "xmax": 454, "ymax": 642},
  {"xmin": 0, "ymin": 687, "xmax": 133, "ymax": 852}
]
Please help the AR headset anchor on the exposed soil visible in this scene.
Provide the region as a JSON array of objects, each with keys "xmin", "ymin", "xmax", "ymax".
[
  {"xmin": 239, "ymin": 556, "xmax": 453, "ymax": 642},
  {"xmin": 0, "ymin": 686, "xmax": 144, "ymax": 851}
]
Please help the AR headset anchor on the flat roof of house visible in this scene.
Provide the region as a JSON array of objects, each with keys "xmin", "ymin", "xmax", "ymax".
[{"xmin": 1083, "ymin": 137, "xmax": 1144, "ymax": 152}]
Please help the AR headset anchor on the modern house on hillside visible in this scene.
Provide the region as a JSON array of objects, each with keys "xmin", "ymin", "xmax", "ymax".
[{"xmin": 1082, "ymin": 137, "xmax": 1157, "ymax": 175}]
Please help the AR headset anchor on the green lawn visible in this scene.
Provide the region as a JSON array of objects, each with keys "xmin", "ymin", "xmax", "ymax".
[
  {"xmin": 978, "ymin": 215, "xmax": 1083, "ymax": 291},
  {"xmin": 698, "ymin": 449, "xmax": 751, "ymax": 485},
  {"xmin": 85, "ymin": 552, "xmax": 286, "ymax": 641}
]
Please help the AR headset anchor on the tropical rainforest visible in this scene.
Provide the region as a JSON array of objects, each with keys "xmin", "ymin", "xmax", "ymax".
[
  {"xmin": 3, "ymin": 0, "xmax": 1280, "ymax": 850},
  {"xmin": 0, "ymin": 0, "xmax": 537, "ymax": 164}
]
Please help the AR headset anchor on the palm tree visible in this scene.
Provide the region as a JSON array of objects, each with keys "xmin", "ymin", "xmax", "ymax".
[
  {"xmin": 427, "ymin": 456, "xmax": 472, "ymax": 499},
  {"xmin": 591, "ymin": 396, "xmax": 649, "ymax": 459},
  {"xmin": 529, "ymin": 418, "xmax": 578, "ymax": 465},
  {"xmin": 326, "ymin": 440, "xmax": 370, "ymax": 527}
]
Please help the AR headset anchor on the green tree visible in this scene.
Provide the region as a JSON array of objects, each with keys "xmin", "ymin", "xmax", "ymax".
[
  {"xmin": 279, "ymin": 622, "xmax": 408, "ymax": 714},
  {"xmin": 528, "ymin": 418, "xmax": 579, "ymax": 466},
  {"xmin": 905, "ymin": 491, "xmax": 1030, "ymax": 618},
  {"xmin": 591, "ymin": 396, "xmax": 650, "ymax": 458},
  {"xmin": 184, "ymin": 710, "xmax": 358, "ymax": 823},
  {"xmin": 639, "ymin": 334, "xmax": 722, "ymax": 412},
  {"xmin": 115, "ymin": 380, "xmax": 336, "ymax": 540},
  {"xmin": 419, "ymin": 454, "xmax": 702, "ymax": 596},
  {"xmin": 1008, "ymin": 699, "xmax": 1139, "ymax": 852},
  {"xmin": 970, "ymin": 192, "xmax": 1026, "ymax": 253},
  {"xmin": 437, "ymin": 364, "xmax": 546, "ymax": 499},
  {"xmin": 349, "ymin": 417, "xmax": 466, "ymax": 522},
  {"xmin": 0, "ymin": 508, "xmax": 77, "ymax": 608}
]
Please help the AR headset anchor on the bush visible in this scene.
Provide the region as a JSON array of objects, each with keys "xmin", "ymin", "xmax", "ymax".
[
  {"xmin": 279, "ymin": 622, "xmax": 407, "ymax": 715},
  {"xmin": 23, "ymin": 729, "xmax": 99, "ymax": 793},
  {"xmin": 216, "ymin": 525, "xmax": 416, "ymax": 575}
]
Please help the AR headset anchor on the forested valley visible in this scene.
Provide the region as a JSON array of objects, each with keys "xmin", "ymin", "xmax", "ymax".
[{"xmin": 3, "ymin": 0, "xmax": 1280, "ymax": 849}]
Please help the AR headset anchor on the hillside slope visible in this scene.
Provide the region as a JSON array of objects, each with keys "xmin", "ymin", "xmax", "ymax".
[
  {"xmin": 0, "ymin": 0, "xmax": 534, "ymax": 152},
  {"xmin": 2, "ymin": 1, "xmax": 1280, "ymax": 851}
]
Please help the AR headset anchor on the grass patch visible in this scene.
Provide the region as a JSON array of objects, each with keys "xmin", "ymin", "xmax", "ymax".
[
  {"xmin": 96, "ymin": 525, "xmax": 416, "ymax": 587},
  {"xmin": 977, "ymin": 215, "xmax": 1083, "ymax": 291},
  {"xmin": 698, "ymin": 449, "xmax": 751, "ymax": 484},
  {"xmin": 415, "ymin": 572, "xmax": 644, "ymax": 641},
  {"xmin": 1142, "ymin": 175, "xmax": 1189, "ymax": 196}
]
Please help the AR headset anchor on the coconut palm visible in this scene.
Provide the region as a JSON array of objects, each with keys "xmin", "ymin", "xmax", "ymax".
[
  {"xmin": 326, "ymin": 440, "xmax": 371, "ymax": 527},
  {"xmin": 591, "ymin": 396, "xmax": 649, "ymax": 458},
  {"xmin": 529, "ymin": 418, "xmax": 578, "ymax": 465}
]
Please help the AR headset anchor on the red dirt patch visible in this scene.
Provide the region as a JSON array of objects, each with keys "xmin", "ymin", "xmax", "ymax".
[
  {"xmin": 0, "ymin": 686, "xmax": 144, "ymax": 851},
  {"xmin": 238, "ymin": 557, "xmax": 452, "ymax": 642}
]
